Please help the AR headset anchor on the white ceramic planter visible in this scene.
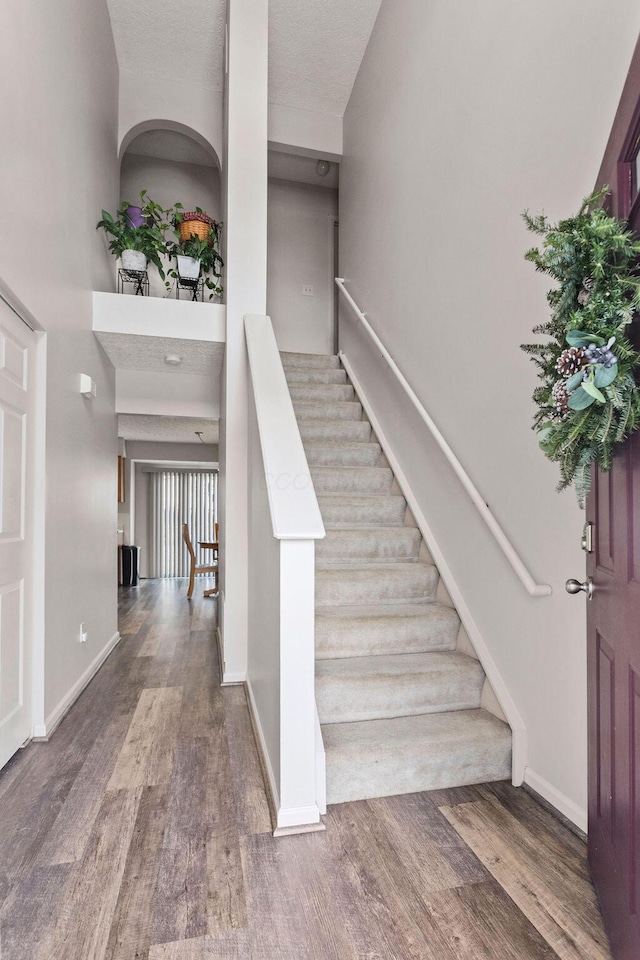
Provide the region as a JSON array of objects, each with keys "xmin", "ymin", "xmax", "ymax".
[
  {"xmin": 121, "ymin": 249, "xmax": 147, "ymax": 271},
  {"xmin": 177, "ymin": 255, "xmax": 201, "ymax": 280}
]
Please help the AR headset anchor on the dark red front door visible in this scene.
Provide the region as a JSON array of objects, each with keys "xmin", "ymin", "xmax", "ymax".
[{"xmin": 587, "ymin": 444, "xmax": 640, "ymax": 958}]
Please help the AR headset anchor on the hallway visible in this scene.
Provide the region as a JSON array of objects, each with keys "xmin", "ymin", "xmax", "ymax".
[{"xmin": 0, "ymin": 581, "xmax": 611, "ymax": 959}]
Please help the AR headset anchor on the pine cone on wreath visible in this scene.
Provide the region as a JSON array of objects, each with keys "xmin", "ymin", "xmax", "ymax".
[
  {"xmin": 578, "ymin": 277, "xmax": 594, "ymax": 306},
  {"xmin": 556, "ymin": 347, "xmax": 588, "ymax": 377},
  {"xmin": 551, "ymin": 380, "xmax": 570, "ymax": 416}
]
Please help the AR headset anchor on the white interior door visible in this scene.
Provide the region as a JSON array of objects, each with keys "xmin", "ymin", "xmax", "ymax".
[{"xmin": 0, "ymin": 301, "xmax": 35, "ymax": 770}]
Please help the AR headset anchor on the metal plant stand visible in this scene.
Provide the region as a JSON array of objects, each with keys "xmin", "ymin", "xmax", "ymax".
[
  {"xmin": 176, "ymin": 277, "xmax": 204, "ymax": 302},
  {"xmin": 118, "ymin": 268, "xmax": 149, "ymax": 296}
]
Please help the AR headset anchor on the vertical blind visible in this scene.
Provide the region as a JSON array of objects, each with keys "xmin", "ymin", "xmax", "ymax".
[{"xmin": 149, "ymin": 470, "xmax": 218, "ymax": 578}]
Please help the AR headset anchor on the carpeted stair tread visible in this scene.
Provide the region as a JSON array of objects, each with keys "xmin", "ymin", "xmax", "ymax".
[
  {"xmin": 289, "ymin": 383, "xmax": 355, "ymax": 402},
  {"xmin": 298, "ymin": 419, "xmax": 372, "ymax": 442},
  {"xmin": 310, "ymin": 466, "xmax": 394, "ymax": 496},
  {"xmin": 315, "ymin": 602, "xmax": 460, "ymax": 658},
  {"xmin": 284, "ymin": 366, "xmax": 348, "ymax": 385},
  {"xmin": 317, "ymin": 494, "xmax": 407, "ymax": 527},
  {"xmin": 293, "ymin": 399, "xmax": 363, "ymax": 421},
  {"xmin": 323, "ymin": 709, "xmax": 512, "ymax": 804},
  {"xmin": 303, "ymin": 440, "xmax": 384, "ymax": 467},
  {"xmin": 280, "ymin": 351, "xmax": 341, "ymax": 369},
  {"xmin": 316, "ymin": 562, "xmax": 438, "ymax": 605},
  {"xmin": 317, "ymin": 527, "xmax": 421, "ymax": 562},
  {"xmin": 317, "ymin": 651, "xmax": 485, "ymax": 724}
]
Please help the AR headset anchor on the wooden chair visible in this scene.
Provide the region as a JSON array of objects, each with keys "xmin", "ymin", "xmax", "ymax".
[{"xmin": 182, "ymin": 523, "xmax": 218, "ymax": 599}]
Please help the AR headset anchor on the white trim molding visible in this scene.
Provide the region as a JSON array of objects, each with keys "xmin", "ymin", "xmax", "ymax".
[
  {"xmin": 524, "ymin": 767, "xmax": 588, "ymax": 833},
  {"xmin": 336, "ymin": 279, "xmax": 551, "ymax": 598},
  {"xmin": 33, "ymin": 632, "xmax": 121, "ymax": 740},
  {"xmin": 341, "ymin": 354, "xmax": 527, "ymax": 786}
]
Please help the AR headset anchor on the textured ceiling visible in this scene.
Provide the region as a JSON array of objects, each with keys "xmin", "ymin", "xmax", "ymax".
[
  {"xmin": 269, "ymin": 0, "xmax": 383, "ymax": 117},
  {"xmin": 105, "ymin": 0, "xmax": 225, "ymax": 88},
  {"xmin": 95, "ymin": 333, "xmax": 225, "ymax": 377},
  {"xmin": 119, "ymin": 414, "xmax": 219, "ymax": 444},
  {"xmin": 106, "ymin": 0, "xmax": 382, "ymax": 120},
  {"xmin": 126, "ymin": 130, "xmax": 215, "ymax": 167}
]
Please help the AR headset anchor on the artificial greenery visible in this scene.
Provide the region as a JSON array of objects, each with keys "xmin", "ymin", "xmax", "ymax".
[
  {"xmin": 165, "ymin": 205, "xmax": 224, "ymax": 300},
  {"xmin": 522, "ymin": 186, "xmax": 640, "ymax": 505},
  {"xmin": 96, "ymin": 191, "xmax": 173, "ymax": 279}
]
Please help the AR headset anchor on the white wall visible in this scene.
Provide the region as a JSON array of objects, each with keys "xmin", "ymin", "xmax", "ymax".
[
  {"xmin": 118, "ymin": 72, "xmax": 223, "ymax": 167},
  {"xmin": 120, "ymin": 153, "xmax": 223, "ymax": 298},
  {"xmin": 116, "ymin": 370, "xmax": 220, "ymax": 419},
  {"xmin": 0, "ymin": 0, "xmax": 120, "ymax": 727},
  {"xmin": 340, "ymin": 0, "xmax": 640, "ymax": 827},
  {"xmin": 121, "ymin": 154, "xmax": 221, "ymax": 220},
  {"xmin": 268, "ymin": 180, "xmax": 338, "ymax": 355}
]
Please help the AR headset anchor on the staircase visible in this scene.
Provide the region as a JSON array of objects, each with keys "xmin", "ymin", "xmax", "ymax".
[{"xmin": 281, "ymin": 350, "xmax": 512, "ymax": 805}]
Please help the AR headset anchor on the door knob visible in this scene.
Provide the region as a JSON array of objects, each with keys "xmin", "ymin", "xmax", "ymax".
[{"xmin": 565, "ymin": 577, "xmax": 594, "ymax": 600}]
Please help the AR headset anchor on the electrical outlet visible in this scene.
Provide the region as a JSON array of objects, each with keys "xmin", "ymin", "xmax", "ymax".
[
  {"xmin": 302, "ymin": 284, "xmax": 314, "ymax": 297},
  {"xmin": 79, "ymin": 623, "xmax": 88, "ymax": 644}
]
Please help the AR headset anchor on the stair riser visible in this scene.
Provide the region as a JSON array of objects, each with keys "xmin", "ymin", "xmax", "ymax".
[
  {"xmin": 289, "ymin": 384, "xmax": 355, "ymax": 402},
  {"xmin": 315, "ymin": 612, "xmax": 459, "ymax": 659},
  {"xmin": 311, "ymin": 468, "xmax": 393, "ymax": 497},
  {"xmin": 316, "ymin": 567, "xmax": 438, "ymax": 605},
  {"xmin": 325, "ymin": 741, "xmax": 511, "ymax": 804},
  {"xmin": 294, "ymin": 401, "xmax": 363, "ymax": 421},
  {"xmin": 316, "ymin": 676, "xmax": 482, "ymax": 724},
  {"xmin": 318, "ymin": 497, "xmax": 406, "ymax": 527},
  {"xmin": 285, "ymin": 368, "xmax": 347, "ymax": 385},
  {"xmin": 281, "ymin": 353, "xmax": 340, "ymax": 369},
  {"xmin": 304, "ymin": 444, "xmax": 384, "ymax": 467},
  {"xmin": 317, "ymin": 529, "xmax": 421, "ymax": 562},
  {"xmin": 299, "ymin": 421, "xmax": 372, "ymax": 443}
]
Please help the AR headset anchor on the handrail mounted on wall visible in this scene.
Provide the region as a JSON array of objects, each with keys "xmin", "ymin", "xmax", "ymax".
[{"xmin": 335, "ymin": 278, "xmax": 552, "ymax": 598}]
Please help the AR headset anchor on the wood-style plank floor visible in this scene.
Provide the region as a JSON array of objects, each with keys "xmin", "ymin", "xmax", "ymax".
[{"xmin": 0, "ymin": 580, "xmax": 612, "ymax": 960}]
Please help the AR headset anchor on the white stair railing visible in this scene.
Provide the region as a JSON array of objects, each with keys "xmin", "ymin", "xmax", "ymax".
[
  {"xmin": 245, "ymin": 314, "xmax": 326, "ymax": 833},
  {"xmin": 335, "ymin": 279, "xmax": 551, "ymax": 598}
]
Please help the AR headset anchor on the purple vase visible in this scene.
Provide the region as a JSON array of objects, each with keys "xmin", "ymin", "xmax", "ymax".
[{"xmin": 125, "ymin": 206, "xmax": 153, "ymax": 228}]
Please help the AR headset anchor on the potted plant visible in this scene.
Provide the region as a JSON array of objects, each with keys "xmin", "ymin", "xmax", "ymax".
[
  {"xmin": 96, "ymin": 190, "xmax": 171, "ymax": 279},
  {"xmin": 166, "ymin": 206, "xmax": 224, "ymax": 299}
]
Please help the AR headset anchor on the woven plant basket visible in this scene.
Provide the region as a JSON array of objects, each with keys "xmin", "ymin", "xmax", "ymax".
[
  {"xmin": 179, "ymin": 219, "xmax": 210, "ymax": 242},
  {"xmin": 179, "ymin": 211, "xmax": 213, "ymax": 243}
]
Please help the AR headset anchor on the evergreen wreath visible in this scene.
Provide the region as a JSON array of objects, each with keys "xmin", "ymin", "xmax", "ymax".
[{"xmin": 522, "ymin": 186, "xmax": 640, "ymax": 505}]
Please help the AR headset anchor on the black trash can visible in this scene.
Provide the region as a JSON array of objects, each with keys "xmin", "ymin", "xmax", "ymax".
[{"xmin": 120, "ymin": 545, "xmax": 139, "ymax": 586}]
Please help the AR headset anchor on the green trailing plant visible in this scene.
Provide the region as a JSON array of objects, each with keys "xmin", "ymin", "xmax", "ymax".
[
  {"xmin": 522, "ymin": 186, "xmax": 640, "ymax": 505},
  {"xmin": 165, "ymin": 205, "xmax": 224, "ymax": 300},
  {"xmin": 96, "ymin": 191, "xmax": 172, "ymax": 280}
]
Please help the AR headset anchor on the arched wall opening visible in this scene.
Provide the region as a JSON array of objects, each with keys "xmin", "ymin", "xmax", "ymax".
[{"xmin": 119, "ymin": 123, "xmax": 223, "ymax": 299}]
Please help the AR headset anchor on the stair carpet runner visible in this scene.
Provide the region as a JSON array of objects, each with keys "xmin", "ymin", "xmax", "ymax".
[{"xmin": 281, "ymin": 351, "xmax": 512, "ymax": 805}]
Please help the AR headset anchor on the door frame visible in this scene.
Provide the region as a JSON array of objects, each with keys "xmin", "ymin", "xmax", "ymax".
[{"xmin": 0, "ymin": 277, "xmax": 47, "ymax": 745}]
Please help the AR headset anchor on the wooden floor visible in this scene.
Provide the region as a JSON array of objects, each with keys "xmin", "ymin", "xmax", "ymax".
[{"xmin": 0, "ymin": 580, "xmax": 612, "ymax": 960}]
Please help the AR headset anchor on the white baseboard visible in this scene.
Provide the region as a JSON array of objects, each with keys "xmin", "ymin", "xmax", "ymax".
[
  {"xmin": 245, "ymin": 678, "xmax": 280, "ymax": 813},
  {"xmin": 245, "ymin": 678, "xmax": 322, "ymax": 834},
  {"xmin": 32, "ymin": 631, "xmax": 121, "ymax": 740},
  {"xmin": 216, "ymin": 626, "xmax": 246, "ymax": 685},
  {"xmin": 221, "ymin": 672, "xmax": 247, "ymax": 685},
  {"xmin": 524, "ymin": 767, "xmax": 587, "ymax": 834},
  {"xmin": 340, "ymin": 353, "xmax": 527, "ymax": 786}
]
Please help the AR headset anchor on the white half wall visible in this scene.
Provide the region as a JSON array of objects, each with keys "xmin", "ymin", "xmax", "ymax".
[
  {"xmin": 339, "ymin": 0, "xmax": 640, "ymax": 825},
  {"xmin": 268, "ymin": 180, "xmax": 338, "ymax": 355}
]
